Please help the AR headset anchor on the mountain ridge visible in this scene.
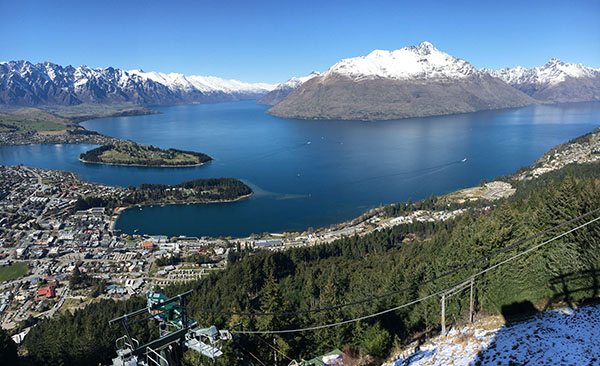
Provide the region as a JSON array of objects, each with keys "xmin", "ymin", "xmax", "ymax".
[
  {"xmin": 0, "ymin": 60, "xmax": 276, "ymax": 106},
  {"xmin": 487, "ymin": 58, "xmax": 600, "ymax": 102},
  {"xmin": 258, "ymin": 71, "xmax": 321, "ymax": 105}
]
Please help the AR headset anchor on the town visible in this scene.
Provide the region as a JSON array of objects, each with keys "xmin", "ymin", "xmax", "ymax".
[{"xmin": 0, "ymin": 163, "xmax": 487, "ymax": 342}]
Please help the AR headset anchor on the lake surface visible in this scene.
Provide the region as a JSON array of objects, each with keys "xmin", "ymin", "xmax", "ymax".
[{"xmin": 2, "ymin": 101, "xmax": 600, "ymax": 237}]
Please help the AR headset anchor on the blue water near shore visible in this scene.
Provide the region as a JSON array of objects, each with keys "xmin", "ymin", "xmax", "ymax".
[{"xmin": 1, "ymin": 101, "xmax": 599, "ymax": 237}]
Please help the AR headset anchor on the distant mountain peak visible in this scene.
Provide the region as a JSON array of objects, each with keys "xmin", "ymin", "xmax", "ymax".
[
  {"xmin": 415, "ymin": 40, "xmax": 436, "ymax": 53},
  {"xmin": 546, "ymin": 57, "xmax": 563, "ymax": 66},
  {"xmin": 257, "ymin": 71, "xmax": 322, "ymax": 106}
]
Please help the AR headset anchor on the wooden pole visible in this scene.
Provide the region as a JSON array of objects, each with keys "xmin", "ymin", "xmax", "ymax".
[
  {"xmin": 441, "ymin": 293, "xmax": 446, "ymax": 335},
  {"xmin": 469, "ymin": 277, "xmax": 475, "ymax": 323},
  {"xmin": 273, "ymin": 337, "xmax": 277, "ymax": 366}
]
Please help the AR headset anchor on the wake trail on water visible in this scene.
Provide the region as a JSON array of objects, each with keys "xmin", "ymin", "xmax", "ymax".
[
  {"xmin": 243, "ymin": 180, "xmax": 311, "ymax": 201},
  {"xmin": 348, "ymin": 158, "xmax": 467, "ymax": 186}
]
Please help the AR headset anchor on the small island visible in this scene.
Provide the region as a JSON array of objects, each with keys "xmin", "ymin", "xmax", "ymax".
[
  {"xmin": 75, "ymin": 177, "xmax": 253, "ymax": 210},
  {"xmin": 79, "ymin": 141, "xmax": 212, "ymax": 167}
]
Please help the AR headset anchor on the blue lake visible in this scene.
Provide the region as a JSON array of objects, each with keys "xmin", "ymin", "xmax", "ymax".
[{"xmin": 1, "ymin": 101, "xmax": 599, "ymax": 237}]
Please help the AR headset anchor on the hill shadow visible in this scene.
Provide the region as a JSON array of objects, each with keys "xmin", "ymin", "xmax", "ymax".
[
  {"xmin": 394, "ymin": 269, "xmax": 600, "ymax": 365},
  {"xmin": 544, "ymin": 267, "xmax": 600, "ymax": 311},
  {"xmin": 476, "ymin": 268, "xmax": 600, "ymax": 365},
  {"xmin": 474, "ymin": 303, "xmax": 600, "ymax": 365},
  {"xmin": 500, "ymin": 300, "xmax": 539, "ymax": 324}
]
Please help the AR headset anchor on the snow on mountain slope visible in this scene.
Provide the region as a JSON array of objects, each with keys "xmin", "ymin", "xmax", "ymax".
[
  {"xmin": 128, "ymin": 69, "xmax": 276, "ymax": 94},
  {"xmin": 325, "ymin": 41, "xmax": 478, "ymax": 81},
  {"xmin": 489, "ymin": 58, "xmax": 599, "ymax": 86},
  {"xmin": 277, "ymin": 72, "xmax": 321, "ymax": 89},
  {"xmin": 487, "ymin": 59, "xmax": 600, "ymax": 103},
  {"xmin": 387, "ymin": 304, "xmax": 600, "ymax": 366},
  {"xmin": 0, "ymin": 60, "xmax": 276, "ymax": 106}
]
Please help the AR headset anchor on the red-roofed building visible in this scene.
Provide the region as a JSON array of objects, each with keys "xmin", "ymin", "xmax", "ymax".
[
  {"xmin": 141, "ymin": 241, "xmax": 155, "ymax": 251},
  {"xmin": 37, "ymin": 285, "xmax": 56, "ymax": 299}
]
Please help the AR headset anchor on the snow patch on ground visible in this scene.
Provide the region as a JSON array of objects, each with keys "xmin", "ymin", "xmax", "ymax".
[{"xmin": 388, "ymin": 304, "xmax": 600, "ymax": 366}]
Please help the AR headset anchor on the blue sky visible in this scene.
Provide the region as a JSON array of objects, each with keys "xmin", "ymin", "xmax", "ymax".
[{"xmin": 1, "ymin": 0, "xmax": 599, "ymax": 83}]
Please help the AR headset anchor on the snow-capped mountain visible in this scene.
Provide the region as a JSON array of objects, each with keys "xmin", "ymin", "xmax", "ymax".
[
  {"xmin": 488, "ymin": 59, "xmax": 600, "ymax": 102},
  {"xmin": 490, "ymin": 59, "xmax": 598, "ymax": 86},
  {"xmin": 0, "ymin": 60, "xmax": 277, "ymax": 106},
  {"xmin": 325, "ymin": 41, "xmax": 477, "ymax": 81},
  {"xmin": 128, "ymin": 69, "xmax": 276, "ymax": 95},
  {"xmin": 269, "ymin": 42, "xmax": 535, "ymax": 121},
  {"xmin": 258, "ymin": 71, "xmax": 321, "ymax": 105}
]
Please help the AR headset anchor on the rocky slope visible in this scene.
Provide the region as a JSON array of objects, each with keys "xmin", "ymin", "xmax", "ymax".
[
  {"xmin": 0, "ymin": 61, "xmax": 276, "ymax": 106},
  {"xmin": 489, "ymin": 59, "xmax": 600, "ymax": 102},
  {"xmin": 269, "ymin": 42, "xmax": 536, "ymax": 121}
]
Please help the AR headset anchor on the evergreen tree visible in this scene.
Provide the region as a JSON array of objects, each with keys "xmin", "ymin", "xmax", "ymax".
[{"xmin": 0, "ymin": 328, "xmax": 19, "ymax": 366}]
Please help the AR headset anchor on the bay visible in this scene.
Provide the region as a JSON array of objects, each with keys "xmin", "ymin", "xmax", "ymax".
[{"xmin": 1, "ymin": 101, "xmax": 599, "ymax": 237}]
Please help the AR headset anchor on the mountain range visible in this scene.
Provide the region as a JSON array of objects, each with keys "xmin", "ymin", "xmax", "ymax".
[
  {"xmin": 488, "ymin": 58, "xmax": 600, "ymax": 103},
  {"xmin": 1, "ymin": 44, "xmax": 599, "ymax": 120},
  {"xmin": 268, "ymin": 42, "xmax": 600, "ymax": 120},
  {"xmin": 0, "ymin": 61, "xmax": 276, "ymax": 106}
]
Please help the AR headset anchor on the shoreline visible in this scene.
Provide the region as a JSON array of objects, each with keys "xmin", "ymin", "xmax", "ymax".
[
  {"xmin": 111, "ymin": 193, "xmax": 253, "ymax": 231},
  {"xmin": 125, "ymin": 192, "xmax": 253, "ymax": 209},
  {"xmin": 112, "ymin": 125, "xmax": 600, "ymax": 241},
  {"xmin": 78, "ymin": 157, "xmax": 210, "ymax": 168},
  {"xmin": 269, "ymin": 100, "xmax": 541, "ymax": 122}
]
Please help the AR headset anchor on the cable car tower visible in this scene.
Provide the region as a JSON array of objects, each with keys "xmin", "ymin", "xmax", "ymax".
[{"xmin": 110, "ymin": 290, "xmax": 231, "ymax": 366}]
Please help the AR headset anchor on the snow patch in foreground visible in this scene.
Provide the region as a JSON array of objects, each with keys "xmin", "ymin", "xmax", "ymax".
[{"xmin": 390, "ymin": 303, "xmax": 600, "ymax": 366}]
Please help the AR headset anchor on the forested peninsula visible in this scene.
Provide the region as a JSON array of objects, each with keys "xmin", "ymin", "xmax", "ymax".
[{"xmin": 75, "ymin": 178, "xmax": 252, "ymax": 211}]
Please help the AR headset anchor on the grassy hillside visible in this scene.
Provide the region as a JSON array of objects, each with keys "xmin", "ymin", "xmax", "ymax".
[
  {"xmin": 41, "ymin": 103, "xmax": 155, "ymax": 122},
  {"xmin": 0, "ymin": 108, "xmax": 69, "ymax": 133},
  {"xmin": 0, "ymin": 104, "xmax": 154, "ymax": 145}
]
